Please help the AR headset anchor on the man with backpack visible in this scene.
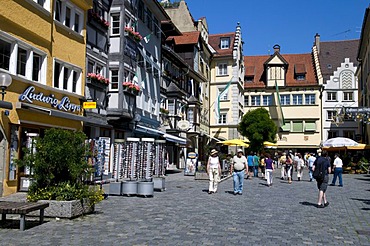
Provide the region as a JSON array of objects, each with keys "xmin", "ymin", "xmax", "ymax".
[{"xmin": 312, "ymin": 150, "xmax": 331, "ymax": 208}]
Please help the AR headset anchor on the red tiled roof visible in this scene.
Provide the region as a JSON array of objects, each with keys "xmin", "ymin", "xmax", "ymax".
[
  {"xmin": 209, "ymin": 33, "xmax": 235, "ymax": 57},
  {"xmin": 166, "ymin": 31, "xmax": 200, "ymax": 45},
  {"xmin": 244, "ymin": 53, "xmax": 317, "ymax": 88}
]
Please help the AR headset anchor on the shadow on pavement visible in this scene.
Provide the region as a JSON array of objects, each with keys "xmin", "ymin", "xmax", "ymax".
[
  {"xmin": 224, "ymin": 191, "xmax": 235, "ymax": 195},
  {"xmin": 259, "ymin": 183, "xmax": 269, "ymax": 187},
  {"xmin": 0, "ymin": 219, "xmax": 49, "ymax": 230},
  {"xmin": 300, "ymin": 201, "xmax": 317, "ymax": 207},
  {"xmin": 351, "ymin": 198, "xmax": 370, "ymax": 205}
]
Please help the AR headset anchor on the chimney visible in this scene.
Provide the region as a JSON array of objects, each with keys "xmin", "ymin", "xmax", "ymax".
[
  {"xmin": 273, "ymin": 44, "xmax": 280, "ymax": 53},
  {"xmin": 314, "ymin": 33, "xmax": 320, "ymax": 54}
]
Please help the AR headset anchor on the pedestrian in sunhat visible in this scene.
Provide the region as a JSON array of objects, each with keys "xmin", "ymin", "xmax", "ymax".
[{"xmin": 207, "ymin": 149, "xmax": 221, "ymax": 194}]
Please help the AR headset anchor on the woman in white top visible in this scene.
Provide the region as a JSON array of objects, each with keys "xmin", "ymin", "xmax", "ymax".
[
  {"xmin": 296, "ymin": 153, "xmax": 304, "ymax": 181},
  {"xmin": 207, "ymin": 149, "xmax": 221, "ymax": 194}
]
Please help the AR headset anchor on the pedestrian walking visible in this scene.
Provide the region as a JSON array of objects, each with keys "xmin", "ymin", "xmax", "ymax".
[
  {"xmin": 265, "ymin": 153, "xmax": 274, "ymax": 187},
  {"xmin": 253, "ymin": 152, "xmax": 260, "ymax": 177},
  {"xmin": 330, "ymin": 153, "xmax": 343, "ymax": 187},
  {"xmin": 260, "ymin": 154, "xmax": 266, "ymax": 179},
  {"xmin": 247, "ymin": 151, "xmax": 254, "ymax": 179},
  {"xmin": 296, "ymin": 153, "xmax": 304, "ymax": 181},
  {"xmin": 231, "ymin": 149, "xmax": 248, "ymax": 195},
  {"xmin": 307, "ymin": 153, "xmax": 316, "ymax": 182},
  {"xmin": 286, "ymin": 155, "xmax": 293, "ymax": 184},
  {"xmin": 280, "ymin": 152, "xmax": 287, "ymax": 180},
  {"xmin": 207, "ymin": 149, "xmax": 221, "ymax": 194},
  {"xmin": 313, "ymin": 150, "xmax": 331, "ymax": 208}
]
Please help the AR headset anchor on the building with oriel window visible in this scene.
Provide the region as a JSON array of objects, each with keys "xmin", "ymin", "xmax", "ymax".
[
  {"xmin": 0, "ymin": 0, "xmax": 93, "ymax": 196},
  {"xmin": 244, "ymin": 45, "xmax": 322, "ymax": 151}
]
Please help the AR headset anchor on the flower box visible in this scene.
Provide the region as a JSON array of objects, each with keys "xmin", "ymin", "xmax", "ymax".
[
  {"xmin": 30, "ymin": 199, "xmax": 94, "ymax": 219},
  {"xmin": 123, "ymin": 81, "xmax": 141, "ymax": 94},
  {"xmin": 124, "ymin": 27, "xmax": 142, "ymax": 42},
  {"xmin": 87, "ymin": 73, "xmax": 109, "ymax": 86}
]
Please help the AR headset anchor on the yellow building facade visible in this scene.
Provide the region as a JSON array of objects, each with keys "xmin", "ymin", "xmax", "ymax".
[{"xmin": 0, "ymin": 0, "xmax": 92, "ymax": 196}]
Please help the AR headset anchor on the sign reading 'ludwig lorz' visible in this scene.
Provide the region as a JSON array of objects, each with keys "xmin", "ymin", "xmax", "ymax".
[{"xmin": 19, "ymin": 86, "xmax": 81, "ymax": 112}]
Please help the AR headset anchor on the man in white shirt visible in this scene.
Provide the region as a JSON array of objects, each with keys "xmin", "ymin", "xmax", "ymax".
[
  {"xmin": 230, "ymin": 149, "xmax": 248, "ymax": 195},
  {"xmin": 307, "ymin": 153, "xmax": 316, "ymax": 182},
  {"xmin": 330, "ymin": 153, "xmax": 343, "ymax": 187}
]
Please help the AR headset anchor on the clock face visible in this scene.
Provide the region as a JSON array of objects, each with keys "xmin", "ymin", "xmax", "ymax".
[{"xmin": 134, "ymin": 113, "xmax": 141, "ymax": 122}]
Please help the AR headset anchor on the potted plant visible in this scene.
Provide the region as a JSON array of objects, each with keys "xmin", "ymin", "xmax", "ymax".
[
  {"xmin": 122, "ymin": 81, "xmax": 141, "ymax": 94},
  {"xmin": 17, "ymin": 128, "xmax": 104, "ymax": 218}
]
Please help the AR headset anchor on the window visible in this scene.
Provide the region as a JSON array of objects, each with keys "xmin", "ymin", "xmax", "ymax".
[
  {"xmin": 327, "ymin": 92, "xmax": 337, "ymax": 101},
  {"xmin": 281, "ymin": 122, "xmax": 291, "ymax": 132},
  {"xmin": 327, "ymin": 110, "xmax": 337, "ymax": 120},
  {"xmin": 343, "ymin": 130, "xmax": 355, "ymax": 140},
  {"xmin": 87, "ymin": 26, "xmax": 108, "ymax": 52},
  {"xmin": 0, "ymin": 34, "xmax": 46, "ymax": 83},
  {"xmin": 53, "ymin": 59, "xmax": 81, "ymax": 94},
  {"xmin": 218, "ymin": 113, "xmax": 227, "ymax": 124},
  {"xmin": 245, "ymin": 76, "xmax": 253, "ymax": 82},
  {"xmin": 251, "ymin": 96, "xmax": 260, "ymax": 106},
  {"xmin": 343, "ymin": 92, "xmax": 353, "ymax": 101},
  {"xmin": 328, "ymin": 131, "xmax": 337, "ymax": 139},
  {"xmin": 17, "ymin": 47, "xmax": 27, "ymax": 76},
  {"xmin": 187, "ymin": 108, "xmax": 194, "ymax": 122},
  {"xmin": 292, "ymin": 94, "xmax": 303, "ymax": 105},
  {"xmin": 296, "ymin": 75, "xmax": 305, "ymax": 81},
  {"xmin": 292, "ymin": 121, "xmax": 303, "ymax": 132},
  {"xmin": 54, "ymin": 1, "xmax": 83, "ymax": 34},
  {"xmin": 262, "ymin": 95, "xmax": 272, "ymax": 106},
  {"xmin": 220, "ymin": 37, "xmax": 230, "ymax": 49},
  {"xmin": 168, "ymin": 100, "xmax": 175, "ymax": 115},
  {"xmin": 153, "ymin": 18, "xmax": 159, "ymax": 38},
  {"xmin": 218, "ymin": 87, "xmax": 228, "ymax": 101},
  {"xmin": 280, "ymin": 95, "xmax": 290, "ymax": 105},
  {"xmin": 138, "ymin": 0, "xmax": 144, "ymax": 21},
  {"xmin": 30, "ymin": 0, "xmax": 51, "ymax": 11},
  {"xmin": 110, "ymin": 69, "xmax": 118, "ymax": 90},
  {"xmin": 217, "ymin": 63, "xmax": 227, "ymax": 76},
  {"xmin": 305, "ymin": 121, "xmax": 316, "ymax": 131},
  {"xmin": 305, "ymin": 94, "xmax": 315, "ymax": 105},
  {"xmin": 146, "ymin": 9, "xmax": 152, "ymax": 31},
  {"xmin": 111, "ymin": 14, "xmax": 120, "ymax": 35},
  {"xmin": 244, "ymin": 95, "xmax": 249, "ymax": 106}
]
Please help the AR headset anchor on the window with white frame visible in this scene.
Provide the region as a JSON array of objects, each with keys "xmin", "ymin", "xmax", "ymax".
[
  {"xmin": 111, "ymin": 14, "xmax": 120, "ymax": 35},
  {"xmin": 305, "ymin": 94, "xmax": 315, "ymax": 104},
  {"xmin": 168, "ymin": 99, "xmax": 175, "ymax": 115},
  {"xmin": 218, "ymin": 113, "xmax": 227, "ymax": 124},
  {"xmin": 217, "ymin": 63, "xmax": 227, "ymax": 76},
  {"xmin": 110, "ymin": 69, "xmax": 119, "ymax": 90},
  {"xmin": 244, "ymin": 95, "xmax": 249, "ymax": 106},
  {"xmin": 53, "ymin": 59, "xmax": 81, "ymax": 94},
  {"xmin": 292, "ymin": 121, "xmax": 303, "ymax": 132},
  {"xmin": 327, "ymin": 110, "xmax": 337, "ymax": 120},
  {"xmin": 220, "ymin": 37, "xmax": 230, "ymax": 49},
  {"xmin": 187, "ymin": 108, "xmax": 194, "ymax": 123},
  {"xmin": 251, "ymin": 95, "xmax": 260, "ymax": 106},
  {"xmin": 328, "ymin": 131, "xmax": 338, "ymax": 139},
  {"xmin": 280, "ymin": 95, "xmax": 290, "ymax": 105},
  {"xmin": 292, "ymin": 94, "xmax": 303, "ymax": 105},
  {"xmin": 54, "ymin": 0, "xmax": 83, "ymax": 34},
  {"xmin": 343, "ymin": 130, "xmax": 355, "ymax": 140},
  {"xmin": 343, "ymin": 91, "xmax": 353, "ymax": 101},
  {"xmin": 30, "ymin": 0, "xmax": 51, "ymax": 12},
  {"xmin": 262, "ymin": 95, "xmax": 272, "ymax": 106},
  {"xmin": 218, "ymin": 87, "xmax": 228, "ymax": 101},
  {"xmin": 327, "ymin": 92, "xmax": 337, "ymax": 101},
  {"xmin": 0, "ymin": 34, "xmax": 46, "ymax": 83}
]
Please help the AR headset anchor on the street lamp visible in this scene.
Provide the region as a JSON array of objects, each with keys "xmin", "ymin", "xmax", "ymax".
[{"xmin": 0, "ymin": 73, "xmax": 12, "ymax": 101}]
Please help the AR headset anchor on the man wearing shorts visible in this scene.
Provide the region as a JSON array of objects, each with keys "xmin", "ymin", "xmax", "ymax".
[{"xmin": 312, "ymin": 150, "xmax": 331, "ymax": 208}]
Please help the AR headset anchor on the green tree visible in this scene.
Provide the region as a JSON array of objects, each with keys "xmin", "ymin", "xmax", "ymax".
[{"xmin": 238, "ymin": 108, "xmax": 277, "ymax": 152}]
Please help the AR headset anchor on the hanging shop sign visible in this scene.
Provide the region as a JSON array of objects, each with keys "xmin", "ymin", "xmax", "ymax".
[
  {"xmin": 177, "ymin": 120, "xmax": 190, "ymax": 130},
  {"xmin": 19, "ymin": 86, "xmax": 81, "ymax": 112},
  {"xmin": 83, "ymin": 102, "xmax": 97, "ymax": 109}
]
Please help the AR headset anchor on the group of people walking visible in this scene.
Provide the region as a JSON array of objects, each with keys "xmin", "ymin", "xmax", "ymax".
[{"xmin": 206, "ymin": 148, "xmax": 344, "ymax": 208}]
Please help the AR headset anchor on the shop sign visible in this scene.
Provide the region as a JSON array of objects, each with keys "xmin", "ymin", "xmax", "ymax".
[
  {"xmin": 187, "ymin": 152, "xmax": 197, "ymax": 159},
  {"xmin": 83, "ymin": 102, "xmax": 97, "ymax": 109},
  {"xmin": 19, "ymin": 86, "xmax": 81, "ymax": 112},
  {"xmin": 177, "ymin": 120, "xmax": 190, "ymax": 130}
]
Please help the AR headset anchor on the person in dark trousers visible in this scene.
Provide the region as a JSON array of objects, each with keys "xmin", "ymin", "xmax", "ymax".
[
  {"xmin": 313, "ymin": 150, "xmax": 332, "ymax": 208},
  {"xmin": 330, "ymin": 153, "xmax": 343, "ymax": 187}
]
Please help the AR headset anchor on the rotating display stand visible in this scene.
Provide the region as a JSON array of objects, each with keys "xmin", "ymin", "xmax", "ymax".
[
  {"xmin": 121, "ymin": 137, "xmax": 140, "ymax": 196},
  {"xmin": 137, "ymin": 138, "xmax": 154, "ymax": 197},
  {"xmin": 109, "ymin": 139, "xmax": 125, "ymax": 195},
  {"xmin": 153, "ymin": 140, "xmax": 166, "ymax": 191}
]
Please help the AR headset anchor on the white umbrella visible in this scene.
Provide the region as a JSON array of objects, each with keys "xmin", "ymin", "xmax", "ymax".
[{"xmin": 322, "ymin": 137, "xmax": 359, "ymax": 147}]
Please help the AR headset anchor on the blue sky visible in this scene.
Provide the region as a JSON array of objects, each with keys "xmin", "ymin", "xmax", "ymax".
[{"xmin": 184, "ymin": 0, "xmax": 369, "ymax": 56}]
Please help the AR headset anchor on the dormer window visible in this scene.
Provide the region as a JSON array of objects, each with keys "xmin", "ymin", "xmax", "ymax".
[
  {"xmin": 294, "ymin": 64, "xmax": 306, "ymax": 81},
  {"xmin": 245, "ymin": 66, "xmax": 255, "ymax": 83},
  {"xmin": 220, "ymin": 37, "xmax": 230, "ymax": 49}
]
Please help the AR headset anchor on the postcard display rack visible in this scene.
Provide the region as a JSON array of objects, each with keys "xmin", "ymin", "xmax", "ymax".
[
  {"xmin": 153, "ymin": 140, "xmax": 166, "ymax": 191},
  {"xmin": 113, "ymin": 137, "xmax": 153, "ymax": 197},
  {"xmin": 90, "ymin": 137, "xmax": 111, "ymax": 180}
]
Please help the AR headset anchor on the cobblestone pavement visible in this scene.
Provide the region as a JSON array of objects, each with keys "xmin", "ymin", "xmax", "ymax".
[{"xmin": 0, "ymin": 169, "xmax": 369, "ymax": 245}]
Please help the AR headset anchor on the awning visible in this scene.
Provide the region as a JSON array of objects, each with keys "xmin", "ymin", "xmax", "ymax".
[
  {"xmin": 136, "ymin": 125, "xmax": 164, "ymax": 136},
  {"xmin": 16, "ymin": 102, "xmax": 110, "ymax": 126},
  {"xmin": 163, "ymin": 133, "xmax": 187, "ymax": 145}
]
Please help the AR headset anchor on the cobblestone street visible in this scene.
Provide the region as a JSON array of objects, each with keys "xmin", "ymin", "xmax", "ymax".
[{"xmin": 0, "ymin": 169, "xmax": 369, "ymax": 245}]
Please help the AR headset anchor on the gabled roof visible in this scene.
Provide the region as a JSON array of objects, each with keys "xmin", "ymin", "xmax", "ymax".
[
  {"xmin": 166, "ymin": 31, "xmax": 200, "ymax": 45},
  {"xmin": 244, "ymin": 53, "xmax": 318, "ymax": 88},
  {"xmin": 319, "ymin": 39, "xmax": 359, "ymax": 81},
  {"xmin": 208, "ymin": 32, "xmax": 235, "ymax": 57},
  {"xmin": 264, "ymin": 52, "xmax": 289, "ymax": 66}
]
